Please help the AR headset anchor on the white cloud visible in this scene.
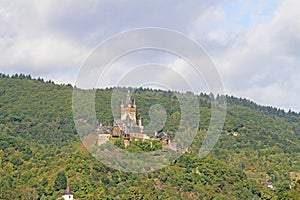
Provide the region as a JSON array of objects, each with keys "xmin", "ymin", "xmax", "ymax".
[
  {"xmin": 0, "ymin": 0, "xmax": 299, "ymax": 111},
  {"xmin": 202, "ymin": 0, "xmax": 300, "ymax": 111},
  {"xmin": 0, "ymin": 0, "xmax": 90, "ymax": 82},
  {"xmin": 0, "ymin": 35, "xmax": 87, "ymax": 70},
  {"xmin": 0, "ymin": 0, "xmax": 222, "ymax": 81}
]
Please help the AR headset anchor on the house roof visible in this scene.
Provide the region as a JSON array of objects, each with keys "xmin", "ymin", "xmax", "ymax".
[
  {"xmin": 264, "ymin": 182, "xmax": 273, "ymax": 186},
  {"xmin": 98, "ymin": 126, "xmax": 112, "ymax": 134},
  {"xmin": 128, "ymin": 126, "xmax": 142, "ymax": 133}
]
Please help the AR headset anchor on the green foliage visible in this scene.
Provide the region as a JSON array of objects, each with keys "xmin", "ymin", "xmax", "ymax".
[
  {"xmin": 54, "ymin": 171, "xmax": 67, "ymax": 191},
  {"xmin": 0, "ymin": 74, "xmax": 299, "ymax": 199},
  {"xmin": 126, "ymin": 139, "xmax": 162, "ymax": 152},
  {"xmin": 114, "ymin": 137, "xmax": 125, "ymax": 149}
]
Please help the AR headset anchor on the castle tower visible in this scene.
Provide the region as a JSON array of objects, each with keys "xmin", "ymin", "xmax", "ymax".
[{"xmin": 121, "ymin": 91, "xmax": 136, "ymax": 123}]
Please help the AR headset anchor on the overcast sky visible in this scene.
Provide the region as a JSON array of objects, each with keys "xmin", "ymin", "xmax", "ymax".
[{"xmin": 0, "ymin": 0, "xmax": 299, "ymax": 111}]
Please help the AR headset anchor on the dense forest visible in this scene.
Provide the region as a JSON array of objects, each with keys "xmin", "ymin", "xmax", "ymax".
[{"xmin": 0, "ymin": 73, "xmax": 299, "ymax": 199}]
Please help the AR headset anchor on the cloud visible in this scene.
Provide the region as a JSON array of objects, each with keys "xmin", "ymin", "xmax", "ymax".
[
  {"xmin": 0, "ymin": 0, "xmax": 299, "ymax": 111},
  {"xmin": 0, "ymin": 0, "xmax": 89, "ymax": 79},
  {"xmin": 0, "ymin": 0, "xmax": 222, "ymax": 81},
  {"xmin": 190, "ymin": 0, "xmax": 300, "ymax": 111},
  {"xmin": 0, "ymin": 35, "xmax": 87, "ymax": 70}
]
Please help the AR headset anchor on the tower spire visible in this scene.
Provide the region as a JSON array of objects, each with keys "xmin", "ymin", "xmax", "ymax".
[
  {"xmin": 124, "ymin": 90, "xmax": 131, "ymax": 106},
  {"xmin": 62, "ymin": 185, "xmax": 73, "ymax": 200}
]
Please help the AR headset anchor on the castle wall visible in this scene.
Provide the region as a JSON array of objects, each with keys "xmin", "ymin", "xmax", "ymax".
[
  {"xmin": 98, "ymin": 134, "xmax": 110, "ymax": 145},
  {"xmin": 129, "ymin": 107, "xmax": 136, "ymax": 122},
  {"xmin": 112, "ymin": 126, "xmax": 121, "ymax": 137},
  {"xmin": 121, "ymin": 107, "xmax": 128, "ymax": 120}
]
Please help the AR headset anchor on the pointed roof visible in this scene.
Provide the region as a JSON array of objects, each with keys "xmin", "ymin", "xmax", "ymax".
[
  {"xmin": 125, "ymin": 114, "xmax": 131, "ymax": 124},
  {"xmin": 98, "ymin": 126, "xmax": 112, "ymax": 134},
  {"xmin": 62, "ymin": 185, "xmax": 72, "ymax": 195}
]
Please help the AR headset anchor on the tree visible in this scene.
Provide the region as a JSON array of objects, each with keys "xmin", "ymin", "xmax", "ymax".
[
  {"xmin": 54, "ymin": 171, "xmax": 67, "ymax": 191},
  {"xmin": 41, "ymin": 177, "xmax": 48, "ymax": 187},
  {"xmin": 20, "ymin": 188, "xmax": 38, "ymax": 200}
]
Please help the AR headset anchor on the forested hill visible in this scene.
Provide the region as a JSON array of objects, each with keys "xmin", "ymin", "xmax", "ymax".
[{"xmin": 0, "ymin": 74, "xmax": 299, "ymax": 199}]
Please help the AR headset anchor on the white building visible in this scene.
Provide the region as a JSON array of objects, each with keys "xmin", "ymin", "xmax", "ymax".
[
  {"xmin": 264, "ymin": 182, "xmax": 276, "ymax": 190},
  {"xmin": 62, "ymin": 186, "xmax": 73, "ymax": 200}
]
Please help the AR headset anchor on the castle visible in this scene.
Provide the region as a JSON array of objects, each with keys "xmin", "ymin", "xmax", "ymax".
[{"xmin": 98, "ymin": 91, "xmax": 149, "ymax": 146}]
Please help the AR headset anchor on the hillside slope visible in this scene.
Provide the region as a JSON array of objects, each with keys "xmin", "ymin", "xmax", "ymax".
[{"xmin": 0, "ymin": 74, "xmax": 299, "ymax": 199}]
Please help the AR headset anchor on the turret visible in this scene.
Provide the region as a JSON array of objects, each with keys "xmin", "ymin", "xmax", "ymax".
[
  {"xmin": 133, "ymin": 99, "xmax": 136, "ymax": 108},
  {"xmin": 124, "ymin": 90, "xmax": 131, "ymax": 107}
]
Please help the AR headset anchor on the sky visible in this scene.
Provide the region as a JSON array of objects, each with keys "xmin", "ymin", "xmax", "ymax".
[{"xmin": 0, "ymin": 0, "xmax": 299, "ymax": 112}]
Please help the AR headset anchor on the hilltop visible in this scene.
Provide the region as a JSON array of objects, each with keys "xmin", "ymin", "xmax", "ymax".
[{"xmin": 0, "ymin": 74, "xmax": 299, "ymax": 199}]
